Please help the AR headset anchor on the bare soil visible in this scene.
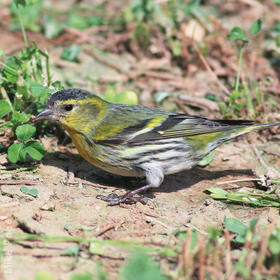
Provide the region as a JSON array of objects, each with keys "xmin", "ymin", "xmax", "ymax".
[{"xmin": 1, "ymin": 135, "xmax": 280, "ymax": 279}]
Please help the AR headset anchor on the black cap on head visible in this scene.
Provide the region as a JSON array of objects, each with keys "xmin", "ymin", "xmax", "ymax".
[{"xmin": 47, "ymin": 88, "xmax": 91, "ymax": 107}]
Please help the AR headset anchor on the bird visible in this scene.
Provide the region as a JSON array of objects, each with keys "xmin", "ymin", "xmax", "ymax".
[{"xmin": 35, "ymin": 88, "xmax": 280, "ymax": 206}]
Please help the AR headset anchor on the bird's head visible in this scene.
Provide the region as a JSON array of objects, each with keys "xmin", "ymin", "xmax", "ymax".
[{"xmin": 35, "ymin": 88, "xmax": 107, "ymax": 134}]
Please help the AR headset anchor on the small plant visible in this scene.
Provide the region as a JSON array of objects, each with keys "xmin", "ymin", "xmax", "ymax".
[
  {"xmin": 0, "ymin": 1, "xmax": 63, "ymax": 164},
  {"xmin": 10, "ymin": 0, "xmax": 44, "ymax": 43},
  {"xmin": 268, "ymin": 227, "xmax": 280, "ymax": 259},
  {"xmin": 119, "ymin": 251, "xmax": 168, "ymax": 280},
  {"xmin": 123, "ymin": 0, "xmax": 208, "ymax": 55},
  {"xmin": 219, "ymin": 19, "xmax": 263, "ymax": 118},
  {"xmin": 20, "ymin": 185, "xmax": 39, "ymax": 197},
  {"xmin": 224, "ymin": 217, "xmax": 259, "ymax": 244},
  {"xmin": 2, "ymin": 219, "xmax": 280, "ymax": 280},
  {"xmin": 65, "ymin": 13, "xmax": 103, "ymax": 30},
  {"xmin": 61, "ymin": 45, "xmax": 83, "ymax": 62},
  {"xmin": 207, "ymin": 183, "xmax": 280, "ymax": 207},
  {"xmin": 7, "ymin": 124, "xmax": 45, "ymax": 163},
  {"xmin": 0, "ymin": 44, "xmax": 63, "ymax": 163}
]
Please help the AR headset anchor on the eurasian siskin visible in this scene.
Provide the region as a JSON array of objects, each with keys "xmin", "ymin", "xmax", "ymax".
[{"xmin": 35, "ymin": 88, "xmax": 280, "ymax": 205}]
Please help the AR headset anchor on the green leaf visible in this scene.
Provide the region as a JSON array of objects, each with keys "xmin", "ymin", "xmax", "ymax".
[
  {"xmin": 95, "ymin": 261, "xmax": 107, "ymax": 280},
  {"xmin": 64, "ymin": 224, "xmax": 79, "ymax": 232},
  {"xmin": 102, "ymin": 86, "xmax": 138, "ymax": 105},
  {"xmin": 103, "ymin": 85, "xmax": 117, "ymax": 102},
  {"xmin": 250, "ymin": 19, "xmax": 262, "ymax": 35},
  {"xmin": 274, "ymin": 21, "xmax": 280, "ymax": 34},
  {"xmin": 29, "ymin": 81, "xmax": 48, "ymax": 97},
  {"xmin": 153, "ymin": 92, "xmax": 170, "ymax": 104},
  {"xmin": 0, "ymin": 100, "xmax": 12, "ymax": 118},
  {"xmin": 25, "ymin": 140, "xmax": 45, "ymax": 153},
  {"xmin": 20, "ymin": 186, "xmax": 38, "ymax": 197},
  {"xmin": 173, "ymin": 229, "xmax": 198, "ymax": 249},
  {"xmin": 25, "ymin": 141, "xmax": 45, "ymax": 160},
  {"xmin": 249, "ymin": 218, "xmax": 259, "ymax": 231},
  {"xmin": 34, "ymin": 271, "xmax": 54, "ymax": 280},
  {"xmin": 228, "ymin": 27, "xmax": 248, "ymax": 42},
  {"xmin": 3, "ymin": 60, "xmax": 19, "ymax": 83},
  {"xmin": 269, "ymin": 235, "xmax": 280, "ymax": 254},
  {"xmin": 10, "ymin": 0, "xmax": 43, "ymax": 32},
  {"xmin": 208, "ymin": 226, "xmax": 222, "ymax": 241},
  {"xmin": 218, "ymin": 102, "xmax": 227, "ymax": 113},
  {"xmin": 88, "ymin": 15, "xmax": 103, "ymax": 27},
  {"xmin": 43, "ymin": 16, "xmax": 62, "ymax": 39},
  {"xmin": 233, "ymin": 101, "xmax": 244, "ymax": 110},
  {"xmin": 224, "ymin": 217, "xmax": 247, "ymax": 235},
  {"xmin": 198, "ymin": 152, "xmax": 215, "ymax": 167},
  {"xmin": 169, "ymin": 38, "xmax": 181, "ymax": 56},
  {"xmin": 272, "ymin": 0, "xmax": 280, "ymax": 5},
  {"xmin": 8, "ymin": 142, "xmax": 25, "ymax": 163},
  {"xmin": 14, "ymin": 0, "xmax": 27, "ymax": 7},
  {"xmin": 205, "ymin": 93, "xmax": 218, "ymax": 102},
  {"xmin": 11, "ymin": 111, "xmax": 31, "ymax": 126},
  {"xmin": 235, "ymin": 260, "xmax": 249, "ymax": 277},
  {"xmin": 17, "ymin": 84, "xmax": 28, "ymax": 99},
  {"xmin": 114, "ymin": 91, "xmax": 138, "ymax": 105},
  {"xmin": 65, "ymin": 14, "xmax": 89, "ymax": 30},
  {"xmin": 16, "ymin": 124, "xmax": 36, "ymax": 142},
  {"xmin": 119, "ymin": 252, "xmax": 168, "ymax": 280},
  {"xmin": 207, "ymin": 187, "xmax": 228, "ymax": 199},
  {"xmin": 230, "ymin": 90, "xmax": 243, "ymax": 101},
  {"xmin": 70, "ymin": 273, "xmax": 93, "ymax": 280},
  {"xmin": 64, "ymin": 224, "xmax": 71, "ymax": 231},
  {"xmin": 62, "ymin": 244, "xmax": 80, "ymax": 256},
  {"xmin": 19, "ymin": 146, "xmax": 27, "ymax": 162},
  {"xmin": 52, "ymin": 80, "xmax": 64, "ymax": 90},
  {"xmin": 61, "ymin": 45, "xmax": 82, "ymax": 62},
  {"xmin": 89, "ymin": 242, "xmax": 103, "ymax": 255}
]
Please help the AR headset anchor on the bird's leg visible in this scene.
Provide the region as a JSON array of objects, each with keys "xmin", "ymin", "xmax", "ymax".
[
  {"xmin": 96, "ymin": 184, "xmax": 152, "ymax": 206},
  {"xmin": 96, "ymin": 166, "xmax": 164, "ymax": 206}
]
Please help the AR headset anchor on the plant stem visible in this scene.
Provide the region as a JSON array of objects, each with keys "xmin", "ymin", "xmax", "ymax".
[
  {"xmin": 17, "ymin": 8, "xmax": 28, "ymax": 48},
  {"xmin": 271, "ymin": 179, "xmax": 280, "ymax": 184},
  {"xmin": 0, "ymin": 61, "xmax": 18, "ymax": 74},
  {"xmin": 39, "ymin": 50, "xmax": 51, "ymax": 86},
  {"xmin": 235, "ymin": 47, "xmax": 243, "ymax": 92},
  {"xmin": 6, "ymin": 233, "xmax": 177, "ymax": 257},
  {"xmin": 0, "ymin": 167, "xmax": 37, "ymax": 174},
  {"xmin": 244, "ymin": 82, "xmax": 255, "ymax": 117},
  {"xmin": 0, "ymin": 87, "xmax": 13, "ymax": 111}
]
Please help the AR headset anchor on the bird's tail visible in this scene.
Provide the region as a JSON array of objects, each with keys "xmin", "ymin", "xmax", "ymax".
[
  {"xmin": 193, "ymin": 122, "xmax": 280, "ymax": 156},
  {"xmin": 226, "ymin": 122, "xmax": 280, "ymax": 140}
]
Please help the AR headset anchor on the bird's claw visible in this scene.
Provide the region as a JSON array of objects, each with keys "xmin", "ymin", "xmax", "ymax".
[
  {"xmin": 96, "ymin": 193, "xmax": 124, "ymax": 206},
  {"xmin": 96, "ymin": 193, "xmax": 149, "ymax": 206}
]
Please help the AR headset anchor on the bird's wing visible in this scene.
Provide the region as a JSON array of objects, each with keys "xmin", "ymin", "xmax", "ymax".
[
  {"xmin": 127, "ymin": 115, "xmax": 254, "ymax": 143},
  {"xmin": 94, "ymin": 113, "xmax": 254, "ymax": 145}
]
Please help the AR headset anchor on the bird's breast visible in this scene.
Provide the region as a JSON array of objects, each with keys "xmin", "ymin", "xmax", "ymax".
[{"xmin": 64, "ymin": 128, "xmax": 141, "ymax": 177}]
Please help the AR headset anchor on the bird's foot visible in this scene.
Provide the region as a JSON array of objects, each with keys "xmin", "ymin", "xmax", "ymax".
[{"xmin": 96, "ymin": 193, "xmax": 149, "ymax": 206}]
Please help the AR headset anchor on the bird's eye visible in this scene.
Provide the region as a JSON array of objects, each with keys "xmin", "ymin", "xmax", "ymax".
[{"xmin": 64, "ymin": 104, "xmax": 73, "ymax": 112}]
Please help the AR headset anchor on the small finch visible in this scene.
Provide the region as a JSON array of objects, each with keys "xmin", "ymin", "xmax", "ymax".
[{"xmin": 36, "ymin": 88, "xmax": 280, "ymax": 205}]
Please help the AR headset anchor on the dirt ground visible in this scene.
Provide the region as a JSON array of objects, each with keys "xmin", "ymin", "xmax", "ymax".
[
  {"xmin": 1, "ymin": 1, "xmax": 280, "ymax": 279},
  {"xmin": 1, "ymin": 134, "xmax": 280, "ymax": 279}
]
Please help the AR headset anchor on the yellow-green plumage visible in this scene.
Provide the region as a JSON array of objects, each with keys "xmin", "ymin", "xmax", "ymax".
[{"xmin": 35, "ymin": 88, "xmax": 280, "ymax": 205}]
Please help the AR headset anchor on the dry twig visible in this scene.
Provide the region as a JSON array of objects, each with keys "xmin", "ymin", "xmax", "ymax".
[
  {"xmin": 192, "ymin": 41, "xmax": 231, "ymax": 96},
  {"xmin": 0, "ymin": 180, "xmax": 37, "ymax": 185}
]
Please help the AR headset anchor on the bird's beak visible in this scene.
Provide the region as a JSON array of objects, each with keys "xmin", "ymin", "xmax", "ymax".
[{"xmin": 35, "ymin": 108, "xmax": 59, "ymax": 121}]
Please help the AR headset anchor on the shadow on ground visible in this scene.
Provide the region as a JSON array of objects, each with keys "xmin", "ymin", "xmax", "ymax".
[{"xmin": 43, "ymin": 151, "xmax": 254, "ymax": 194}]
